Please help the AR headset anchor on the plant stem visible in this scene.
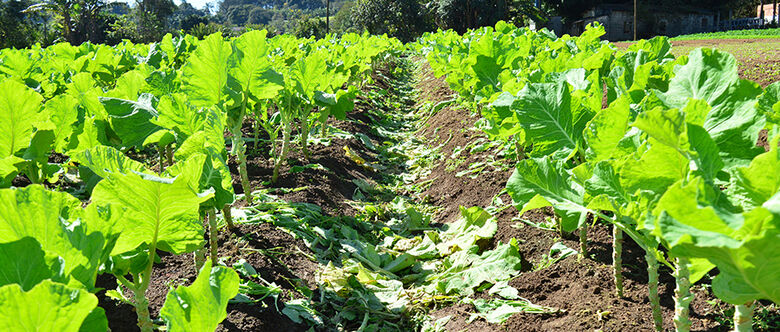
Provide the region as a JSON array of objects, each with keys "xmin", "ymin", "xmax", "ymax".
[
  {"xmin": 578, "ymin": 211, "xmax": 588, "ymax": 261},
  {"xmin": 299, "ymin": 120, "xmax": 311, "ymax": 160},
  {"xmin": 272, "ymin": 122, "xmax": 292, "ymax": 184},
  {"xmin": 208, "ymin": 208, "xmax": 218, "ymax": 267},
  {"xmin": 579, "ymin": 225, "xmax": 588, "ymax": 260},
  {"xmin": 165, "ymin": 144, "xmax": 173, "ymax": 166},
  {"xmin": 613, "ymin": 226, "xmax": 624, "ymax": 297},
  {"xmin": 130, "ymin": 233, "xmax": 159, "ymax": 332},
  {"xmin": 194, "ymin": 245, "xmax": 206, "ymax": 272},
  {"xmin": 158, "ymin": 145, "xmax": 165, "ymax": 173},
  {"xmin": 253, "ymin": 118, "xmax": 261, "ymax": 151},
  {"xmin": 222, "ymin": 205, "xmax": 235, "ymax": 230},
  {"xmin": 514, "ymin": 140, "xmax": 526, "ymax": 161},
  {"xmin": 133, "ymin": 284, "xmax": 154, "ymax": 332},
  {"xmin": 674, "ymin": 257, "xmax": 693, "ymax": 332},
  {"xmin": 734, "ymin": 301, "xmax": 755, "ymax": 332},
  {"xmin": 233, "ymin": 136, "xmax": 253, "ymax": 204},
  {"xmin": 646, "ymin": 250, "xmax": 663, "ymax": 331}
]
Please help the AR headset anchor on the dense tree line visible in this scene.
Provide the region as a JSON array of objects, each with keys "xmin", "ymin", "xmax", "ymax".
[{"xmin": 1, "ymin": 0, "xmax": 773, "ymax": 49}]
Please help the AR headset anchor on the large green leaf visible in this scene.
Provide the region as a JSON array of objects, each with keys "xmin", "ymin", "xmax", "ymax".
[
  {"xmin": 290, "ymin": 50, "xmax": 330, "ymax": 100},
  {"xmin": 71, "ymin": 145, "xmax": 147, "ymax": 191},
  {"xmin": 182, "ymin": 33, "xmax": 233, "ymax": 108},
  {"xmin": 92, "ymin": 171, "xmax": 206, "ymax": 255},
  {"xmin": 66, "ymin": 73, "xmax": 106, "ymax": 119},
  {"xmin": 0, "ymin": 280, "xmax": 101, "ymax": 332},
  {"xmin": 584, "ymin": 95, "xmax": 631, "ymax": 162},
  {"xmin": 657, "ymin": 48, "xmax": 764, "ymax": 167},
  {"xmin": 436, "ymin": 206, "xmax": 497, "ymax": 256},
  {"xmin": 0, "ymin": 80, "xmax": 43, "ymax": 157},
  {"xmin": 585, "ymin": 161, "xmax": 630, "ymax": 210},
  {"xmin": 509, "ymin": 82, "xmax": 581, "ymax": 159},
  {"xmin": 40, "ymin": 95, "xmax": 79, "ymax": 153},
  {"xmin": 72, "ymin": 145, "xmax": 145, "ymax": 180},
  {"xmin": 0, "ymin": 237, "xmax": 59, "ymax": 291},
  {"xmin": 0, "ymin": 186, "xmax": 111, "ymax": 290},
  {"xmin": 230, "ymin": 30, "xmax": 284, "ymax": 101},
  {"xmin": 655, "ymin": 179, "xmax": 780, "ymax": 304},
  {"xmin": 153, "ymin": 93, "xmax": 207, "ymax": 139},
  {"xmin": 506, "ymin": 157, "xmax": 587, "ymax": 232},
  {"xmin": 618, "ymin": 140, "xmax": 689, "ymax": 196},
  {"xmin": 0, "ymin": 156, "xmax": 23, "ymax": 188},
  {"xmin": 172, "ymin": 134, "xmax": 234, "ymax": 209},
  {"xmin": 727, "ymin": 145, "xmax": 780, "ymax": 211},
  {"xmin": 101, "ymin": 93, "xmax": 162, "ymax": 148},
  {"xmin": 632, "ymin": 107, "xmax": 723, "ymax": 182},
  {"xmin": 160, "ymin": 261, "xmax": 240, "ymax": 332},
  {"xmin": 70, "ymin": 117, "xmax": 111, "ymax": 154}
]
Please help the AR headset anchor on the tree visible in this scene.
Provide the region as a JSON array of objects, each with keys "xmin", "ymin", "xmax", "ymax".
[
  {"xmin": 24, "ymin": 0, "xmax": 116, "ymax": 45},
  {"xmin": 428, "ymin": 0, "xmax": 542, "ymax": 33},
  {"xmin": 294, "ymin": 14, "xmax": 327, "ymax": 38},
  {"xmin": 248, "ymin": 7, "xmax": 272, "ymax": 24},
  {"xmin": 332, "ymin": 1, "xmax": 358, "ymax": 33},
  {"xmin": 1, "ymin": 0, "xmax": 42, "ymax": 48},
  {"xmin": 134, "ymin": 0, "xmax": 177, "ymax": 42},
  {"xmin": 24, "ymin": 0, "xmax": 78, "ymax": 42},
  {"xmin": 352, "ymin": 0, "xmax": 433, "ymax": 42}
]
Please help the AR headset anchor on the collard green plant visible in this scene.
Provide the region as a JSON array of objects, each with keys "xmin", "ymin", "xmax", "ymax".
[{"xmin": 93, "ymin": 167, "xmax": 210, "ymax": 332}]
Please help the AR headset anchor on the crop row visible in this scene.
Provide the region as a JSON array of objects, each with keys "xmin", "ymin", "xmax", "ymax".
[
  {"xmin": 414, "ymin": 21, "xmax": 780, "ymax": 332},
  {"xmin": 0, "ymin": 31, "xmax": 401, "ymax": 331}
]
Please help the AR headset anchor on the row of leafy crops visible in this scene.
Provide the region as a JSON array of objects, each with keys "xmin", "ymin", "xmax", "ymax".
[
  {"xmin": 670, "ymin": 28, "xmax": 780, "ymax": 40},
  {"xmin": 0, "ymin": 30, "xmax": 401, "ymax": 331},
  {"xmin": 414, "ymin": 21, "xmax": 780, "ymax": 331}
]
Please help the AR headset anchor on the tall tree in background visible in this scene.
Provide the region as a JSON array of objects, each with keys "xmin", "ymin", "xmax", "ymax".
[
  {"xmin": 1, "ymin": 0, "xmax": 42, "ymax": 48},
  {"xmin": 429, "ymin": 0, "xmax": 542, "ymax": 33},
  {"xmin": 135, "ymin": 0, "xmax": 176, "ymax": 42},
  {"xmin": 24, "ymin": 0, "xmax": 112, "ymax": 44},
  {"xmin": 24, "ymin": 0, "xmax": 77, "ymax": 42},
  {"xmin": 352, "ymin": 0, "xmax": 432, "ymax": 42},
  {"xmin": 71, "ymin": 0, "xmax": 109, "ymax": 43}
]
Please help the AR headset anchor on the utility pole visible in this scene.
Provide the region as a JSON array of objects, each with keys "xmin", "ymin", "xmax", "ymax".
[
  {"xmin": 326, "ymin": 0, "xmax": 330, "ymax": 34},
  {"xmin": 633, "ymin": 0, "xmax": 637, "ymax": 40}
]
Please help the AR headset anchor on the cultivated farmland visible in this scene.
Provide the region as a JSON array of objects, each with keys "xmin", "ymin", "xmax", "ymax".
[{"xmin": 1, "ymin": 22, "xmax": 779, "ymax": 332}]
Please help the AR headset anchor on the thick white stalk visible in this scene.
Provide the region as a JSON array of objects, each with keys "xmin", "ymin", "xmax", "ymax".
[
  {"xmin": 222, "ymin": 205, "xmax": 235, "ymax": 230},
  {"xmin": 233, "ymin": 136, "xmax": 252, "ymax": 204},
  {"xmin": 208, "ymin": 208, "xmax": 218, "ymax": 266},
  {"xmin": 674, "ymin": 257, "xmax": 693, "ymax": 332},
  {"xmin": 646, "ymin": 250, "xmax": 663, "ymax": 331},
  {"xmin": 299, "ymin": 120, "xmax": 311, "ymax": 160},
  {"xmin": 613, "ymin": 226, "xmax": 624, "ymax": 297},
  {"xmin": 734, "ymin": 301, "xmax": 755, "ymax": 332},
  {"xmin": 578, "ymin": 211, "xmax": 588, "ymax": 261}
]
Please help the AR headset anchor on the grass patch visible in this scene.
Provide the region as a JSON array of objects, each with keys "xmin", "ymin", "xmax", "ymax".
[{"xmin": 671, "ymin": 28, "xmax": 780, "ymax": 40}]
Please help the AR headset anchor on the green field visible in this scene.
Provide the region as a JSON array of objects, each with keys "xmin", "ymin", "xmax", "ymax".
[{"xmin": 671, "ymin": 27, "xmax": 780, "ymax": 40}]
